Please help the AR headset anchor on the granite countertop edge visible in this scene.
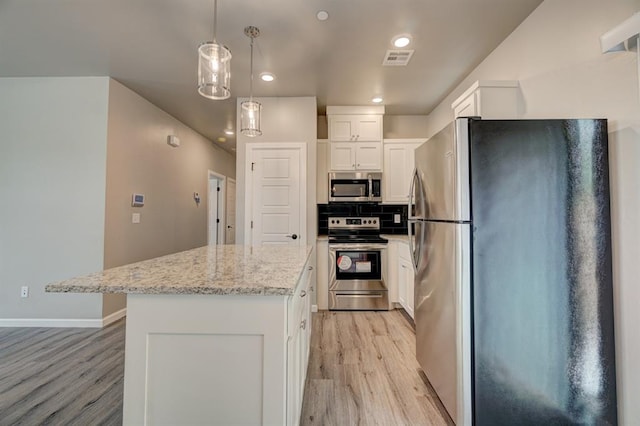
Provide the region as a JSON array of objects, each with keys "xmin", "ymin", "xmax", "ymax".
[{"xmin": 46, "ymin": 245, "xmax": 313, "ymax": 297}]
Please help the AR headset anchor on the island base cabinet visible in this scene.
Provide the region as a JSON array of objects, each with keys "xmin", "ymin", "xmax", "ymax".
[{"xmin": 123, "ymin": 273, "xmax": 312, "ymax": 425}]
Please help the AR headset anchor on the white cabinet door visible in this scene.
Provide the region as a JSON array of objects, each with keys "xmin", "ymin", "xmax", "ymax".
[
  {"xmin": 316, "ymin": 239, "xmax": 329, "ymax": 310},
  {"xmin": 453, "ymin": 92, "xmax": 478, "ymax": 118},
  {"xmin": 328, "ymin": 116, "xmax": 355, "ymax": 141},
  {"xmin": 384, "ymin": 144, "xmax": 410, "ymax": 203},
  {"xmin": 398, "ymin": 242, "xmax": 414, "ymax": 319},
  {"xmin": 451, "ymin": 80, "xmax": 519, "ymax": 119},
  {"xmin": 316, "ymin": 140, "xmax": 329, "ymax": 203},
  {"xmin": 355, "ymin": 143, "xmax": 382, "ymax": 170},
  {"xmin": 355, "ymin": 116, "xmax": 382, "ymax": 141},
  {"xmin": 329, "ymin": 143, "xmax": 356, "ymax": 170},
  {"xmin": 400, "ymin": 258, "xmax": 414, "ymax": 319},
  {"xmin": 383, "ymin": 142, "xmax": 420, "ymax": 203},
  {"xmin": 329, "ymin": 115, "xmax": 382, "ymax": 142}
]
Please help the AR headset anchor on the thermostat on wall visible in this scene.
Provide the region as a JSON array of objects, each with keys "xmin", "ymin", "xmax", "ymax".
[{"xmin": 132, "ymin": 193, "xmax": 145, "ymax": 207}]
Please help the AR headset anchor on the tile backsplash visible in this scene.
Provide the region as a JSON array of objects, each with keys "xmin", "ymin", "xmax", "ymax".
[{"xmin": 318, "ymin": 203, "xmax": 408, "ymax": 235}]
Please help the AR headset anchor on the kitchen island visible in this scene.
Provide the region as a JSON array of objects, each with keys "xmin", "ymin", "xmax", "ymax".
[{"xmin": 46, "ymin": 244, "xmax": 315, "ymax": 426}]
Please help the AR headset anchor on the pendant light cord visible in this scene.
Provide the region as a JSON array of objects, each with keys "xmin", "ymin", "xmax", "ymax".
[
  {"xmin": 212, "ymin": 0, "xmax": 218, "ymax": 43},
  {"xmin": 249, "ymin": 36, "xmax": 254, "ymax": 102}
]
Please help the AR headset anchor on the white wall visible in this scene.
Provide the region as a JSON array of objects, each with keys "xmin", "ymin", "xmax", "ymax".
[
  {"xmin": 235, "ymin": 97, "xmax": 317, "ymax": 246},
  {"xmin": 0, "ymin": 77, "xmax": 108, "ymax": 321},
  {"xmin": 424, "ymin": 1, "xmax": 640, "ymax": 423}
]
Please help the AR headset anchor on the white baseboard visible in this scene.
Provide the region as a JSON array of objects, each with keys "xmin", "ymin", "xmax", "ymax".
[
  {"xmin": 311, "ymin": 304, "xmax": 318, "ymax": 313},
  {"xmin": 0, "ymin": 308, "xmax": 127, "ymax": 328}
]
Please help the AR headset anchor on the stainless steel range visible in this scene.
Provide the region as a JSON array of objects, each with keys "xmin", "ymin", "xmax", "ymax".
[{"xmin": 328, "ymin": 217, "xmax": 389, "ymax": 310}]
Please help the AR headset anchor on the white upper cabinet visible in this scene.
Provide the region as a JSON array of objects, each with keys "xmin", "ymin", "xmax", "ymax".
[
  {"xmin": 329, "ymin": 142, "xmax": 382, "ymax": 171},
  {"xmin": 451, "ymin": 80, "xmax": 520, "ymax": 119},
  {"xmin": 328, "ymin": 115, "xmax": 382, "ymax": 142},
  {"xmin": 327, "ymin": 106, "xmax": 385, "ymax": 172},
  {"xmin": 383, "ymin": 139, "xmax": 424, "ymax": 203}
]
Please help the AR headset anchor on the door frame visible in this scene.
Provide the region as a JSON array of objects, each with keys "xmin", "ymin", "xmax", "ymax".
[
  {"xmin": 245, "ymin": 142, "xmax": 307, "ymax": 246},
  {"xmin": 225, "ymin": 177, "xmax": 237, "ymax": 244},
  {"xmin": 207, "ymin": 170, "xmax": 227, "ymax": 245}
]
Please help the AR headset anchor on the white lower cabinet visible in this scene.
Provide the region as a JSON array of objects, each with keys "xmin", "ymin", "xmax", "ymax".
[
  {"xmin": 123, "ymin": 254, "xmax": 314, "ymax": 426},
  {"xmin": 316, "ymin": 239, "xmax": 329, "ymax": 310},
  {"xmin": 287, "ymin": 261, "xmax": 313, "ymax": 426},
  {"xmin": 390, "ymin": 239, "xmax": 414, "ymax": 319}
]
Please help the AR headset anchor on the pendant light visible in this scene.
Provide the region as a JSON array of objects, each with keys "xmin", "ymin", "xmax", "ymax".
[
  {"xmin": 197, "ymin": 0, "xmax": 231, "ymax": 100},
  {"xmin": 241, "ymin": 26, "xmax": 262, "ymax": 137}
]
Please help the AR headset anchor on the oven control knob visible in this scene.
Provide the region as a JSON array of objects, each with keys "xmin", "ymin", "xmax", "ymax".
[
  {"xmin": 331, "ymin": 220, "xmax": 334, "ymax": 224},
  {"xmin": 337, "ymin": 220, "xmax": 340, "ymax": 224},
  {"xmin": 373, "ymin": 220, "xmax": 377, "ymax": 224},
  {"xmin": 368, "ymin": 220, "xmax": 372, "ymax": 224}
]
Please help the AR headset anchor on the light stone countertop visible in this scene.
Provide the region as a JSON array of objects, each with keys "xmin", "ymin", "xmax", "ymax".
[
  {"xmin": 382, "ymin": 234, "xmax": 409, "ymax": 243},
  {"xmin": 46, "ymin": 245, "xmax": 313, "ymax": 296}
]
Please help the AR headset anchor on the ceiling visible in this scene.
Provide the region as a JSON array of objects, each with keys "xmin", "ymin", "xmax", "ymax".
[{"xmin": 0, "ymin": 0, "xmax": 543, "ymax": 152}]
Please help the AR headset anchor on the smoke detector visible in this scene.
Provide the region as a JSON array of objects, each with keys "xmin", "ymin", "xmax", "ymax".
[{"xmin": 382, "ymin": 50, "xmax": 414, "ymax": 66}]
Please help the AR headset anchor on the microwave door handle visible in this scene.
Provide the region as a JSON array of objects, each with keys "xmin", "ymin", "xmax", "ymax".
[{"xmin": 368, "ymin": 176, "xmax": 373, "ymax": 201}]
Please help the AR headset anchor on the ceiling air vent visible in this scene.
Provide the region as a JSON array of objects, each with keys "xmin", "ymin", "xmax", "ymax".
[{"xmin": 382, "ymin": 49, "xmax": 414, "ymax": 66}]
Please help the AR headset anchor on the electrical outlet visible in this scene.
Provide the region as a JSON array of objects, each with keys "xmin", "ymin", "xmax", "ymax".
[
  {"xmin": 132, "ymin": 213, "xmax": 141, "ymax": 224},
  {"xmin": 21, "ymin": 286, "xmax": 29, "ymax": 298},
  {"xmin": 394, "ymin": 214, "xmax": 401, "ymax": 224}
]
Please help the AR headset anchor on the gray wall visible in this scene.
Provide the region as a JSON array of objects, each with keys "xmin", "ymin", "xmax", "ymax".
[
  {"xmin": 423, "ymin": 0, "xmax": 640, "ymax": 422},
  {"xmin": 236, "ymin": 97, "xmax": 317, "ymax": 246},
  {"xmin": 103, "ymin": 80, "xmax": 236, "ymax": 316},
  {"xmin": 0, "ymin": 77, "xmax": 236, "ymax": 322},
  {"xmin": 0, "ymin": 77, "xmax": 108, "ymax": 320},
  {"xmin": 317, "ymin": 114, "xmax": 429, "ymax": 139}
]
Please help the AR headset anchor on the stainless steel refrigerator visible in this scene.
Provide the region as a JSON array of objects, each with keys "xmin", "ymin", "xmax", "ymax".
[{"xmin": 408, "ymin": 118, "xmax": 617, "ymax": 425}]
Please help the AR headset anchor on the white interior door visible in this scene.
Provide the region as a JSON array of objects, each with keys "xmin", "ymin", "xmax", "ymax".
[
  {"xmin": 225, "ymin": 178, "xmax": 236, "ymax": 244},
  {"xmin": 248, "ymin": 145, "xmax": 306, "ymax": 246}
]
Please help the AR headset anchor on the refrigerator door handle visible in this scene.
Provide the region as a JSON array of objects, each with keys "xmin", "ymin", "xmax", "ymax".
[
  {"xmin": 408, "ymin": 167, "xmax": 419, "ymax": 220},
  {"xmin": 408, "ymin": 221, "xmax": 418, "ymax": 272}
]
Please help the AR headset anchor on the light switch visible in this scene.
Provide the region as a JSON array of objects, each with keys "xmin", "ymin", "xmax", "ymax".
[
  {"xmin": 394, "ymin": 214, "xmax": 401, "ymax": 224},
  {"xmin": 132, "ymin": 213, "xmax": 141, "ymax": 224}
]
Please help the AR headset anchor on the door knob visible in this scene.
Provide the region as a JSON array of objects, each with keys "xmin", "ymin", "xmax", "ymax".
[{"xmin": 286, "ymin": 234, "xmax": 298, "ymax": 240}]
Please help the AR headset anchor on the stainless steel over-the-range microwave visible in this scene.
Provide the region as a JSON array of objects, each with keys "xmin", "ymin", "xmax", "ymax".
[{"xmin": 329, "ymin": 172, "xmax": 382, "ymax": 203}]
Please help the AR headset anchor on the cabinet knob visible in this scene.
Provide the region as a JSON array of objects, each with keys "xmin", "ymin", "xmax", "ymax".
[
  {"xmin": 300, "ymin": 290, "xmax": 307, "ymax": 298},
  {"xmin": 300, "ymin": 319, "xmax": 306, "ymax": 330},
  {"xmin": 357, "ymin": 164, "xmax": 360, "ymax": 167},
  {"xmin": 308, "ymin": 266, "xmax": 313, "ymax": 271}
]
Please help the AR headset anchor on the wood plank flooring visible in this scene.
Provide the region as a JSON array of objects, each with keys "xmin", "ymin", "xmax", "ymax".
[
  {"xmin": 301, "ymin": 310, "xmax": 453, "ymax": 426},
  {"xmin": 0, "ymin": 319, "xmax": 125, "ymax": 425},
  {"xmin": 0, "ymin": 310, "xmax": 451, "ymax": 425}
]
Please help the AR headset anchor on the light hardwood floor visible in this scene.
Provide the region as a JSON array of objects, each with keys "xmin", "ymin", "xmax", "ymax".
[
  {"xmin": 301, "ymin": 310, "xmax": 452, "ymax": 426},
  {"xmin": 0, "ymin": 319, "xmax": 125, "ymax": 425},
  {"xmin": 0, "ymin": 310, "xmax": 451, "ymax": 425}
]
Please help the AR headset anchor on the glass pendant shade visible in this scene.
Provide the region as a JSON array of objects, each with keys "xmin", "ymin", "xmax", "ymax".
[
  {"xmin": 241, "ymin": 100, "xmax": 262, "ymax": 137},
  {"xmin": 197, "ymin": 42, "xmax": 231, "ymax": 100}
]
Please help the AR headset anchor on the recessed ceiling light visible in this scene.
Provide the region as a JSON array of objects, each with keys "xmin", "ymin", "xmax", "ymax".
[
  {"xmin": 316, "ymin": 10, "xmax": 329, "ymax": 21},
  {"xmin": 217, "ymin": 137, "xmax": 226, "ymax": 143},
  {"xmin": 372, "ymin": 96, "xmax": 384, "ymax": 104},
  {"xmin": 224, "ymin": 129, "xmax": 234, "ymax": 135},
  {"xmin": 392, "ymin": 34, "xmax": 412, "ymax": 48},
  {"xmin": 260, "ymin": 72, "xmax": 275, "ymax": 82}
]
